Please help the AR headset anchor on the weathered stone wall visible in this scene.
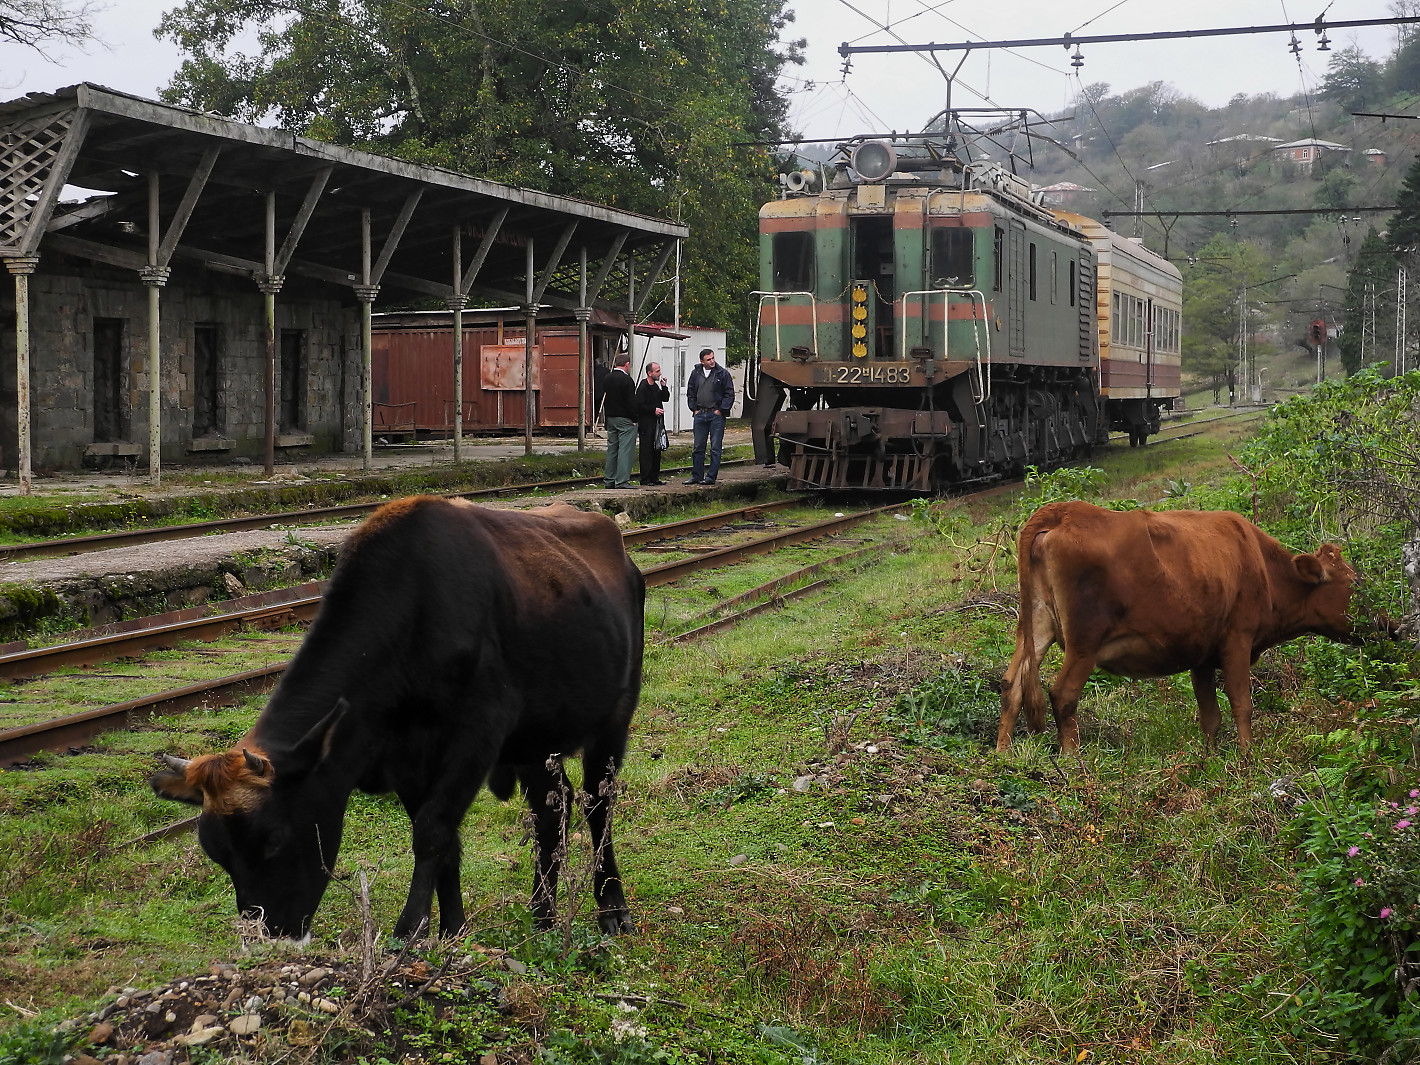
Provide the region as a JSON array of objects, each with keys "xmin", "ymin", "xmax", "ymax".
[{"xmin": 0, "ymin": 258, "xmax": 362, "ymax": 471}]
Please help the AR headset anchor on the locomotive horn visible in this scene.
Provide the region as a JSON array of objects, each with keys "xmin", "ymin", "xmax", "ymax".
[{"xmin": 162, "ymin": 753, "xmax": 191, "ymax": 771}]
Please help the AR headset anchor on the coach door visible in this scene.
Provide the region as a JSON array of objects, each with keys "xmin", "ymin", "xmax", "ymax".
[
  {"xmin": 1008, "ymin": 221, "xmax": 1026, "ymax": 357},
  {"xmin": 1145, "ymin": 297, "xmax": 1154, "ymax": 393}
]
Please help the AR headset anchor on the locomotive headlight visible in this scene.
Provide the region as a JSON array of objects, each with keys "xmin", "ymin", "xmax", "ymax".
[{"xmin": 851, "ymin": 284, "xmax": 870, "ymax": 358}]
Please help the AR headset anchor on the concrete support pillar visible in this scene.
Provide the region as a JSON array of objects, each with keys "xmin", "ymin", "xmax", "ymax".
[
  {"xmin": 524, "ymin": 239, "xmax": 536, "ymax": 457},
  {"xmin": 5, "ymin": 256, "xmax": 39, "ymax": 496},
  {"xmin": 449, "ymin": 223, "xmax": 467, "ymax": 463},
  {"xmin": 355, "ymin": 285, "xmax": 379, "ymax": 470},
  {"xmin": 575, "ymin": 308, "xmax": 591, "ymax": 454},
  {"xmin": 447, "ymin": 294, "xmax": 468, "ymax": 461},
  {"xmin": 256, "ymin": 275, "xmax": 284, "ymax": 477},
  {"xmin": 140, "ymin": 265, "xmax": 170, "ymax": 485},
  {"xmin": 358, "ymin": 207, "xmax": 375, "ymax": 471},
  {"xmin": 577, "ymin": 246, "xmax": 588, "ymax": 453}
]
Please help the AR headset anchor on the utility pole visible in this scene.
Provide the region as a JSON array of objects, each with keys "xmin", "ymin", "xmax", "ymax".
[{"xmin": 1398, "ymin": 264, "xmax": 1409, "ymax": 376}]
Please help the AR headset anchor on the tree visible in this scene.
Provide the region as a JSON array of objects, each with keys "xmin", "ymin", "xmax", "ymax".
[
  {"xmin": 1338, "ymin": 228, "xmax": 1398, "ymax": 375},
  {"xmin": 1387, "ymin": 155, "xmax": 1420, "ymax": 251},
  {"xmin": 156, "ymin": 0, "xmax": 805, "ymax": 350},
  {"xmin": 1181, "ymin": 234, "xmax": 1274, "ymax": 400},
  {"xmin": 1319, "ymin": 45, "xmax": 1385, "ymax": 114},
  {"xmin": 1, "ymin": 0, "xmax": 96, "ymax": 55},
  {"xmin": 1315, "ymin": 167, "xmax": 1359, "ymax": 211}
]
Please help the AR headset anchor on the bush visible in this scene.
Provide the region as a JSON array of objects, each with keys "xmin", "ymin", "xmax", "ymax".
[{"xmin": 1284, "ymin": 783, "xmax": 1420, "ymax": 1059}]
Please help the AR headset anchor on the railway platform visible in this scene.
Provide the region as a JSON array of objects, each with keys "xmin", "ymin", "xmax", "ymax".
[{"xmin": 0, "ymin": 426, "xmax": 781, "ymax": 628}]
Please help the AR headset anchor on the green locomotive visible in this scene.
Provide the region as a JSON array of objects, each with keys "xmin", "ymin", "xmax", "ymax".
[{"xmin": 747, "ymin": 134, "xmax": 1182, "ymax": 491}]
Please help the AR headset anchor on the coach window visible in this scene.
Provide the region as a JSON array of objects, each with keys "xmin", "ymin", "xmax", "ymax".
[
  {"xmin": 993, "ymin": 226, "xmax": 1004, "ymax": 291},
  {"xmin": 931, "ymin": 226, "xmax": 974, "ymax": 287},
  {"xmin": 772, "ymin": 231, "xmax": 815, "ymax": 292},
  {"xmin": 1068, "ymin": 259, "xmax": 1077, "ymax": 307},
  {"xmin": 1028, "ymin": 242, "xmax": 1037, "ymax": 301},
  {"xmin": 1050, "ymin": 251, "xmax": 1058, "ymax": 304}
]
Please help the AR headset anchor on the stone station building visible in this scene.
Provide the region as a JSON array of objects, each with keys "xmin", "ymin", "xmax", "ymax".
[{"xmin": 0, "ymin": 83, "xmax": 687, "ymax": 490}]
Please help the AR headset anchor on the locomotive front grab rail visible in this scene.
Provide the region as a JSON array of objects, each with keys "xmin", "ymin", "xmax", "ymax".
[
  {"xmin": 752, "ymin": 291, "xmax": 818, "ymax": 361},
  {"xmin": 898, "ymin": 288, "xmax": 992, "ymax": 406}
]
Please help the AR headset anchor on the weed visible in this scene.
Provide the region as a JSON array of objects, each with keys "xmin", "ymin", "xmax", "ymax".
[
  {"xmin": 886, "ymin": 665, "xmax": 999, "ymax": 749},
  {"xmin": 703, "ymin": 771, "xmax": 777, "ymax": 810},
  {"xmin": 0, "ymin": 1018, "xmax": 78, "ymax": 1064}
]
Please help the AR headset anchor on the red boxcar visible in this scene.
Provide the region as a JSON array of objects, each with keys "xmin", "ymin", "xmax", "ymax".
[{"xmin": 371, "ymin": 308, "xmax": 637, "ymax": 436}]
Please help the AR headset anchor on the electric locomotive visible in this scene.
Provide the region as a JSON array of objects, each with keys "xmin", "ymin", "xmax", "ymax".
[{"xmin": 746, "ymin": 132, "xmax": 1182, "ymax": 491}]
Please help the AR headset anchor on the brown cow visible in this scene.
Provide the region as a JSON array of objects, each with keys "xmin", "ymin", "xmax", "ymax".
[{"xmin": 998, "ymin": 501, "xmax": 1356, "ymax": 752}]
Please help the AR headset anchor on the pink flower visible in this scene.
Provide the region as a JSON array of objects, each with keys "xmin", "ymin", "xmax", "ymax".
[
  {"xmin": 1348, "ymin": 846, "xmax": 1361, "ymax": 857},
  {"xmin": 1408, "ymin": 807, "xmax": 1418, "ymax": 816},
  {"xmin": 1398, "ymin": 820, "xmax": 1413, "ymax": 830},
  {"xmin": 1357, "ymin": 878, "xmax": 1366, "ymax": 886},
  {"xmin": 1410, "ymin": 789, "xmax": 1419, "ymax": 799},
  {"xmin": 1381, "ymin": 907, "xmax": 1394, "ymax": 919}
]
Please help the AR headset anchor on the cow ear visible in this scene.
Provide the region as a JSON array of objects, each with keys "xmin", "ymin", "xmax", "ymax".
[
  {"xmin": 151, "ymin": 769, "xmax": 204, "ymax": 806},
  {"xmin": 289, "ymin": 698, "xmax": 350, "ymax": 773},
  {"xmin": 1294, "ymin": 553, "xmax": 1327, "ymax": 585}
]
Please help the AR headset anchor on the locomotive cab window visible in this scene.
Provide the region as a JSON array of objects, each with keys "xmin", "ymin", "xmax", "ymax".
[
  {"xmin": 930, "ymin": 227, "xmax": 974, "ymax": 287},
  {"xmin": 773, "ymin": 231, "xmax": 815, "ymax": 292}
]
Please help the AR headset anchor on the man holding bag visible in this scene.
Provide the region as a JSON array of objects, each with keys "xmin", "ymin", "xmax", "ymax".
[{"xmin": 636, "ymin": 361, "xmax": 670, "ymax": 486}]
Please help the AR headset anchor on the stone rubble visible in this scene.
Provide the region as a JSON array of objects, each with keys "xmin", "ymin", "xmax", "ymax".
[{"xmin": 64, "ymin": 952, "xmax": 515, "ymax": 1063}]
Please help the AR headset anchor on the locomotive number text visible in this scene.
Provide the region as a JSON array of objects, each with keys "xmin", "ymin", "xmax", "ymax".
[{"xmin": 813, "ymin": 364, "xmax": 915, "ymax": 385}]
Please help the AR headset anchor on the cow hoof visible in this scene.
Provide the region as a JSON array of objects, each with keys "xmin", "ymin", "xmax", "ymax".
[{"xmin": 598, "ymin": 910, "xmax": 636, "ymax": 936}]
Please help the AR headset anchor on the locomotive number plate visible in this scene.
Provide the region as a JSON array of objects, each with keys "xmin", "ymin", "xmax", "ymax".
[{"xmin": 812, "ymin": 364, "xmax": 914, "ymax": 385}]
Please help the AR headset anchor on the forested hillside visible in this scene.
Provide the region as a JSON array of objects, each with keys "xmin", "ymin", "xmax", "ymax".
[{"xmin": 1008, "ymin": 38, "xmax": 1420, "ymax": 402}]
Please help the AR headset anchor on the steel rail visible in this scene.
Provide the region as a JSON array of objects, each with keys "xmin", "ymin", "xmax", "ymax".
[
  {"xmin": 0, "ymin": 499, "xmax": 801, "ymax": 685},
  {"xmin": 641, "ymin": 504, "xmax": 905, "ymax": 588},
  {"xmin": 0, "ymin": 663, "xmax": 288, "ymax": 763},
  {"xmin": 0, "ymin": 460, "xmax": 752, "ymax": 562},
  {"xmin": 665, "ymin": 540, "xmax": 900, "ymax": 643},
  {"xmin": 0, "ymin": 505, "xmax": 902, "ymax": 764}
]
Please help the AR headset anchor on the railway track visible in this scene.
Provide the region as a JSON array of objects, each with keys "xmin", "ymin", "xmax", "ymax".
[
  {"xmin": 0, "ymin": 459, "xmax": 751, "ymax": 563},
  {"xmin": 1108, "ymin": 408, "xmax": 1261, "ymax": 447},
  {"xmin": 0, "ymin": 499, "xmax": 804, "ymax": 685},
  {"xmin": 0, "ymin": 501, "xmax": 906, "ymax": 764}
]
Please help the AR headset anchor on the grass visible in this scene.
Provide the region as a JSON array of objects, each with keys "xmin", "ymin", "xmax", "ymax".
[{"xmin": 0, "ymin": 417, "xmax": 1410, "ymax": 1062}]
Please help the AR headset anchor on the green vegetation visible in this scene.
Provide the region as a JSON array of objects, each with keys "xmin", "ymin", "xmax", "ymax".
[
  {"xmin": 155, "ymin": 0, "xmax": 803, "ymax": 350},
  {"xmin": 0, "ymin": 402, "xmax": 1415, "ymax": 1062}
]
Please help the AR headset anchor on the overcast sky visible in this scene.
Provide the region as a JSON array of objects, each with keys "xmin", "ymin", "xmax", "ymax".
[{"xmin": 0, "ymin": 0, "xmax": 1406, "ymax": 139}]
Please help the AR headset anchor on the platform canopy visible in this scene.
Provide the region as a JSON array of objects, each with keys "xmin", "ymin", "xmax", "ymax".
[{"xmin": 0, "ymin": 82, "xmax": 688, "ymax": 310}]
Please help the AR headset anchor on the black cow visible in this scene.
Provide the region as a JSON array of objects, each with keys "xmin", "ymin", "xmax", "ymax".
[{"xmin": 151, "ymin": 497, "xmax": 644, "ymax": 940}]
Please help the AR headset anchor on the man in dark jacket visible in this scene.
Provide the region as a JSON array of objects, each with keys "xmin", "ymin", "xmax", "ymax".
[
  {"xmin": 683, "ymin": 347, "xmax": 734, "ymax": 485},
  {"xmin": 636, "ymin": 361, "xmax": 670, "ymax": 486},
  {"xmin": 602, "ymin": 352, "xmax": 638, "ymax": 488}
]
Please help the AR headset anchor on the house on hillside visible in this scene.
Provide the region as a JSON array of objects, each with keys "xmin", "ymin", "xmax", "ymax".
[
  {"xmin": 1206, "ymin": 133, "xmax": 1283, "ymax": 173},
  {"xmin": 1364, "ymin": 148, "xmax": 1387, "ymax": 168},
  {"xmin": 1273, "ymin": 138, "xmax": 1351, "ymax": 174}
]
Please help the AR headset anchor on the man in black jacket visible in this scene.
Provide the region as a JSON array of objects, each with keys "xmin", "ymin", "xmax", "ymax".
[
  {"xmin": 683, "ymin": 347, "xmax": 734, "ymax": 485},
  {"xmin": 602, "ymin": 352, "xmax": 638, "ymax": 489},
  {"xmin": 635, "ymin": 361, "xmax": 670, "ymax": 486}
]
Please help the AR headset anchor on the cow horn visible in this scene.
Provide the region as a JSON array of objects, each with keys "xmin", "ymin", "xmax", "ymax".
[
  {"xmin": 162, "ymin": 753, "xmax": 191, "ymax": 771},
  {"xmin": 243, "ymin": 748, "xmax": 269, "ymax": 777}
]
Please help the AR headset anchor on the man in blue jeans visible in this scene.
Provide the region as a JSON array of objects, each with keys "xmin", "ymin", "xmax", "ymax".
[{"xmin": 683, "ymin": 347, "xmax": 735, "ymax": 485}]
